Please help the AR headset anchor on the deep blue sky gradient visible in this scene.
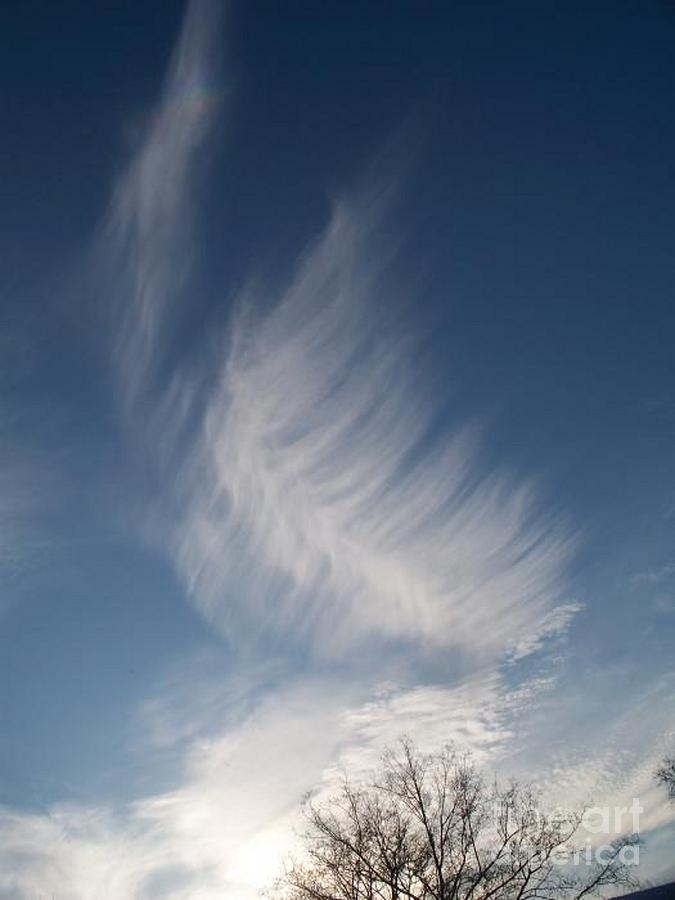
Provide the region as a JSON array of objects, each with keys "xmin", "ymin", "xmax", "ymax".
[{"xmin": 1, "ymin": 0, "xmax": 674, "ymax": 857}]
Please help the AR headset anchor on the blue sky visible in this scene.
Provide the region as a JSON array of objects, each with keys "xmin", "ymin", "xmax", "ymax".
[{"xmin": 1, "ymin": 1, "xmax": 674, "ymax": 895}]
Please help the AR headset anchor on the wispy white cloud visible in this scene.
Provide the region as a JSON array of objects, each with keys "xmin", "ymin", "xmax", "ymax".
[
  {"xmin": 0, "ymin": 672, "xmax": 554, "ymax": 899},
  {"xmin": 99, "ymin": 0, "xmax": 223, "ymax": 410},
  {"xmin": 24, "ymin": 1, "xmax": 670, "ymax": 897},
  {"xmin": 1, "ymin": 664, "xmax": 674, "ymax": 899},
  {"xmin": 0, "ymin": 677, "xmax": 351, "ymax": 900},
  {"xmin": 651, "ymin": 593, "xmax": 675, "ymax": 613},
  {"xmin": 630, "ymin": 563, "xmax": 675, "ymax": 616},
  {"xmin": 169, "ymin": 187, "xmax": 576, "ymax": 659},
  {"xmin": 631, "ymin": 562, "xmax": 675, "ymax": 587},
  {"xmin": 328, "ymin": 669, "xmax": 554, "ymax": 782},
  {"xmin": 95, "ymin": 0, "xmax": 577, "ymax": 667}
]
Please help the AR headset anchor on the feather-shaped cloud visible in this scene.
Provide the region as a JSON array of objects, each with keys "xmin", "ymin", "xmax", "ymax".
[
  {"xmin": 90, "ymin": 0, "xmax": 577, "ymax": 663},
  {"xmin": 172, "ymin": 192, "xmax": 575, "ymax": 657}
]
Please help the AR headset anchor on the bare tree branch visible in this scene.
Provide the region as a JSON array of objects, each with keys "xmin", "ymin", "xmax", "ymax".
[{"xmin": 273, "ymin": 740, "xmax": 639, "ymax": 900}]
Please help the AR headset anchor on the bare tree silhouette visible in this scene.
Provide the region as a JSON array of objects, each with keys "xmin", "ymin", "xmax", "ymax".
[
  {"xmin": 275, "ymin": 740, "xmax": 638, "ymax": 900},
  {"xmin": 656, "ymin": 757, "xmax": 675, "ymax": 799}
]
